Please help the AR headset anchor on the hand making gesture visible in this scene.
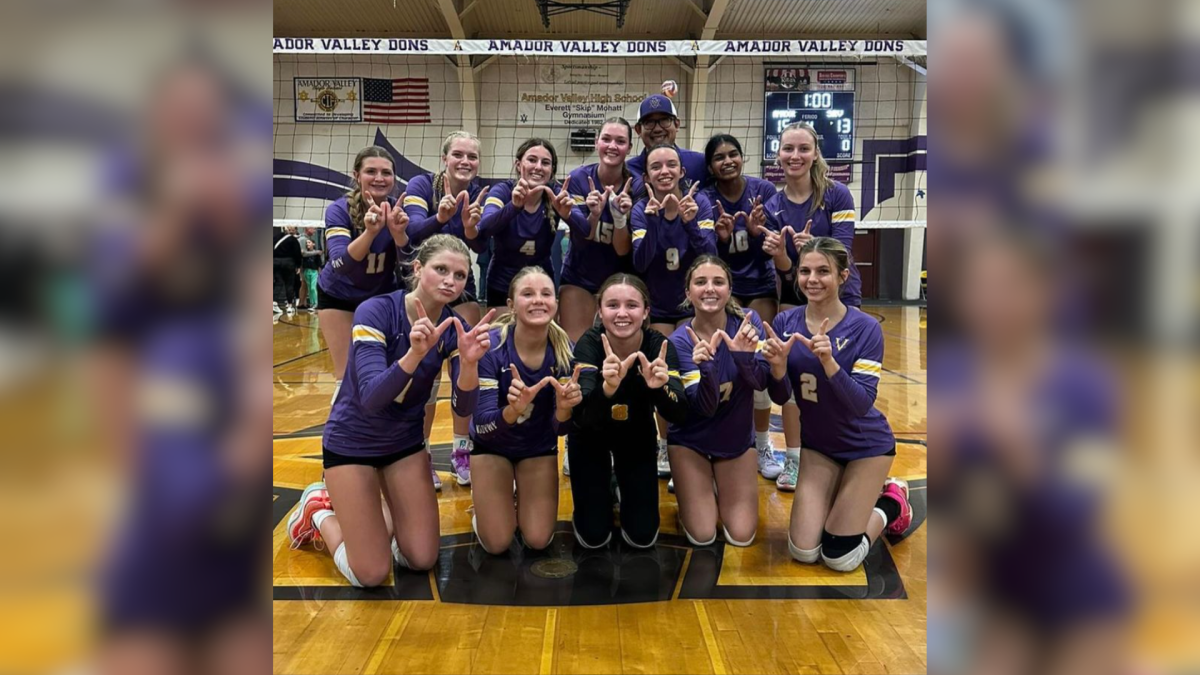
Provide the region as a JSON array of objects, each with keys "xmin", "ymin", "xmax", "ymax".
[
  {"xmin": 451, "ymin": 308, "xmax": 497, "ymax": 364},
  {"xmin": 462, "ymin": 186, "xmax": 490, "ymax": 239},
  {"xmin": 600, "ymin": 333, "xmax": 642, "ymax": 395},
  {"xmin": 637, "ymin": 341, "xmax": 671, "ymax": 389},
  {"xmin": 685, "ymin": 325, "xmax": 730, "ymax": 365}
]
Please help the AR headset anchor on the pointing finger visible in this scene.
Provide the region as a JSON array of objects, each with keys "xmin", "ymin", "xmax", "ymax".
[
  {"xmin": 685, "ymin": 326, "xmax": 699, "ymax": 345},
  {"xmin": 477, "ymin": 308, "xmax": 498, "ymax": 329},
  {"xmin": 621, "ymin": 177, "xmax": 632, "ymax": 195},
  {"xmin": 601, "ymin": 333, "xmax": 614, "ymax": 357},
  {"xmin": 658, "ymin": 341, "xmax": 669, "ymax": 362},
  {"xmin": 803, "ymin": 219, "xmax": 813, "ymax": 235},
  {"xmin": 686, "ymin": 182, "xmax": 699, "ymax": 199},
  {"xmin": 715, "ymin": 202, "xmax": 725, "ymax": 219},
  {"xmin": 413, "ymin": 296, "xmax": 428, "ymax": 321},
  {"xmin": 817, "ymin": 317, "xmax": 829, "ymax": 336},
  {"xmin": 570, "ymin": 363, "xmax": 583, "ymax": 385},
  {"xmin": 763, "ymin": 323, "xmax": 779, "ymax": 342},
  {"xmin": 473, "ymin": 185, "xmax": 491, "ymax": 206},
  {"xmin": 509, "ymin": 363, "xmax": 525, "ymax": 385},
  {"xmin": 587, "ymin": 176, "xmax": 596, "ymax": 193},
  {"xmin": 434, "ymin": 317, "xmax": 456, "ymax": 338},
  {"xmin": 560, "ymin": 177, "xmax": 571, "ymax": 196}
]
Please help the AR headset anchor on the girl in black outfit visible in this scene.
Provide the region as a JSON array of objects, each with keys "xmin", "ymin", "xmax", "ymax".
[{"xmin": 568, "ymin": 274, "xmax": 689, "ymax": 549}]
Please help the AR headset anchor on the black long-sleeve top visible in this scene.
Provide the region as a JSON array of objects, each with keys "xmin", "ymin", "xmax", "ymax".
[{"xmin": 569, "ymin": 326, "xmax": 688, "ymax": 453}]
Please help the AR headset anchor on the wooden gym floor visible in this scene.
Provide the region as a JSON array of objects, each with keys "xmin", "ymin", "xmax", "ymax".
[{"xmin": 273, "ymin": 306, "xmax": 927, "ymax": 675}]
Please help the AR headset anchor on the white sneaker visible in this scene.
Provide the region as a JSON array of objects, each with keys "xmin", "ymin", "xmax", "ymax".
[
  {"xmin": 656, "ymin": 440, "xmax": 671, "ymax": 478},
  {"xmin": 757, "ymin": 440, "xmax": 784, "ymax": 480},
  {"xmin": 776, "ymin": 452, "xmax": 799, "ymax": 492},
  {"xmin": 273, "ymin": 302, "xmax": 283, "ymax": 315}
]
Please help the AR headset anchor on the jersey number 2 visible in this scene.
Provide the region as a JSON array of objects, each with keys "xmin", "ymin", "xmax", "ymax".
[{"xmin": 799, "ymin": 373, "xmax": 818, "ymax": 403}]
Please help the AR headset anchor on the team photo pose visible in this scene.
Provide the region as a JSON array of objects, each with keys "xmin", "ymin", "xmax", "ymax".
[
  {"xmin": 760, "ymin": 237, "xmax": 911, "ymax": 572},
  {"xmin": 702, "ymin": 133, "xmax": 785, "ymax": 481},
  {"xmin": 288, "ymin": 235, "xmax": 495, "ymax": 586},
  {"xmin": 402, "ymin": 131, "xmax": 490, "ymax": 487},
  {"xmin": 317, "ymin": 146, "xmax": 410, "ymax": 400},
  {"xmin": 626, "ymin": 93, "xmax": 708, "ymax": 185},
  {"xmin": 762, "ymin": 122, "xmax": 862, "ymax": 491},
  {"xmin": 668, "ymin": 256, "xmax": 790, "ymax": 546},
  {"xmin": 560, "ymin": 117, "xmax": 638, "ymax": 343},
  {"xmin": 568, "ymin": 274, "xmax": 688, "ymax": 549},
  {"xmin": 631, "ymin": 143, "xmax": 716, "ymax": 478},
  {"xmin": 475, "ymin": 138, "xmax": 586, "ymax": 312},
  {"xmin": 469, "ymin": 266, "xmax": 582, "ymax": 553}
]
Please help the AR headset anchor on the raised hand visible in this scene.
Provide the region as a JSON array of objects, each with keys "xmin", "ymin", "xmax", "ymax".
[
  {"xmin": 548, "ymin": 178, "xmax": 575, "ymax": 220},
  {"xmin": 550, "ymin": 364, "xmax": 584, "ymax": 411},
  {"xmin": 791, "ymin": 219, "xmax": 814, "ymax": 249},
  {"xmin": 761, "ymin": 227, "xmax": 784, "ymax": 257},
  {"xmin": 387, "ymin": 191, "xmax": 410, "ymax": 244},
  {"xmin": 638, "ymin": 341, "xmax": 671, "ymax": 389},
  {"xmin": 601, "ymin": 333, "xmax": 641, "ymax": 393},
  {"xmin": 799, "ymin": 317, "xmax": 833, "ymax": 363},
  {"xmin": 714, "ymin": 202, "xmax": 735, "ymax": 242},
  {"xmin": 408, "ymin": 296, "xmax": 456, "ymax": 358},
  {"xmin": 511, "ymin": 178, "xmax": 531, "ymax": 209},
  {"xmin": 436, "ymin": 190, "xmax": 460, "ymax": 224},
  {"xmin": 644, "ymin": 194, "xmax": 662, "ymax": 217},
  {"xmin": 612, "ymin": 177, "xmax": 634, "ymax": 215},
  {"xmin": 679, "ymin": 183, "xmax": 700, "ymax": 222},
  {"xmin": 506, "ymin": 363, "xmax": 552, "ymax": 416},
  {"xmin": 746, "ymin": 195, "xmax": 767, "ymax": 237},
  {"xmin": 661, "ymin": 193, "xmax": 681, "ymax": 220},
  {"xmin": 363, "ymin": 191, "xmax": 387, "ymax": 234},
  {"xmin": 463, "ymin": 186, "xmax": 489, "ymax": 238},
  {"xmin": 727, "ymin": 314, "xmax": 760, "ymax": 352},
  {"xmin": 453, "ymin": 308, "xmax": 497, "ymax": 364},
  {"xmin": 686, "ymin": 325, "xmax": 730, "ymax": 365},
  {"xmin": 585, "ymin": 175, "xmax": 605, "ymax": 219},
  {"xmin": 761, "ymin": 323, "xmax": 802, "ymax": 371}
]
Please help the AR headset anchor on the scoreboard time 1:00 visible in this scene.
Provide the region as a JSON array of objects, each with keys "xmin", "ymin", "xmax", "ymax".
[{"xmin": 763, "ymin": 91, "xmax": 855, "ymax": 161}]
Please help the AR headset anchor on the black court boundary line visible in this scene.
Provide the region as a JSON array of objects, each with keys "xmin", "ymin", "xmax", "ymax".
[
  {"xmin": 273, "ymin": 348, "xmax": 329, "ymax": 369},
  {"xmin": 274, "ymin": 478, "xmax": 925, "ymax": 604}
]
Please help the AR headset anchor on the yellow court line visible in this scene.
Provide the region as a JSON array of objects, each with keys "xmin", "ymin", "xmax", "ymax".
[
  {"xmin": 693, "ymin": 601, "xmax": 727, "ymax": 675},
  {"xmin": 671, "ymin": 549, "xmax": 692, "ymax": 600},
  {"xmin": 539, "ymin": 608, "xmax": 558, "ymax": 675},
  {"xmin": 363, "ymin": 602, "xmax": 415, "ymax": 675}
]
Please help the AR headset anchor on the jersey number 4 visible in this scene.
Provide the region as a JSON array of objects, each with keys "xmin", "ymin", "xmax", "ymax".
[{"xmin": 520, "ymin": 240, "xmax": 537, "ymax": 256}]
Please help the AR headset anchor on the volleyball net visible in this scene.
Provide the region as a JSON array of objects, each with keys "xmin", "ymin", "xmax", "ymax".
[{"xmin": 272, "ymin": 42, "xmax": 926, "ymax": 296}]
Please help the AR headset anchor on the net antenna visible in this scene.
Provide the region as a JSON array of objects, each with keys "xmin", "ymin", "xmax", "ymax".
[{"xmin": 535, "ymin": 0, "xmax": 631, "ymax": 28}]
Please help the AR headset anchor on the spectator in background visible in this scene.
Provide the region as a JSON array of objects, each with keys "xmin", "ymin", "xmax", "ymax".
[
  {"xmin": 299, "ymin": 227, "xmax": 322, "ymax": 312},
  {"xmin": 273, "ymin": 225, "xmax": 301, "ymax": 315}
]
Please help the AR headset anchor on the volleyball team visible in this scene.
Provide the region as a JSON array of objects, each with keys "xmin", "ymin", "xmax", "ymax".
[{"xmin": 286, "ymin": 93, "xmax": 912, "ymax": 586}]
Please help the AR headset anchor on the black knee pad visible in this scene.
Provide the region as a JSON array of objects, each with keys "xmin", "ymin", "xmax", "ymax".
[{"xmin": 819, "ymin": 530, "xmax": 870, "ymax": 572}]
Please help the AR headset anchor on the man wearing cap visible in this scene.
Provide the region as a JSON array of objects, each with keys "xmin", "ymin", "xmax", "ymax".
[{"xmin": 627, "ymin": 94, "xmax": 709, "ymax": 187}]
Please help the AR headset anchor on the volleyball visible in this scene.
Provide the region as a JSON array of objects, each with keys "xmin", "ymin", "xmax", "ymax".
[{"xmin": 661, "ymin": 79, "xmax": 678, "ymax": 98}]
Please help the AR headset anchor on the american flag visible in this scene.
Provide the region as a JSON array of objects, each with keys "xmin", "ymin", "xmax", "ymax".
[{"xmin": 362, "ymin": 77, "xmax": 431, "ymax": 124}]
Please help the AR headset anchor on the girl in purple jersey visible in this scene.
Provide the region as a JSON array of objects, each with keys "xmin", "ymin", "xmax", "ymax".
[
  {"xmin": 401, "ymin": 131, "xmax": 489, "ymax": 488},
  {"xmin": 668, "ymin": 256, "xmax": 791, "ymax": 547},
  {"xmin": 560, "ymin": 117, "xmax": 637, "ymax": 343},
  {"xmin": 761, "ymin": 122, "xmax": 861, "ymax": 491},
  {"xmin": 631, "ymin": 143, "xmax": 717, "ymax": 478},
  {"xmin": 317, "ymin": 146, "xmax": 410, "ymax": 401},
  {"xmin": 470, "ymin": 267, "xmax": 583, "ymax": 553},
  {"xmin": 474, "ymin": 139, "xmax": 582, "ymax": 313},
  {"xmin": 703, "ymin": 133, "xmax": 785, "ymax": 481},
  {"xmin": 287, "ymin": 235, "xmax": 495, "ymax": 587},
  {"xmin": 760, "ymin": 238, "xmax": 912, "ymax": 573}
]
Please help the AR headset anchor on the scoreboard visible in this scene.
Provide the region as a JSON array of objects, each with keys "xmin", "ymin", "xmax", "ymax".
[{"xmin": 763, "ymin": 90, "xmax": 855, "ymax": 162}]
